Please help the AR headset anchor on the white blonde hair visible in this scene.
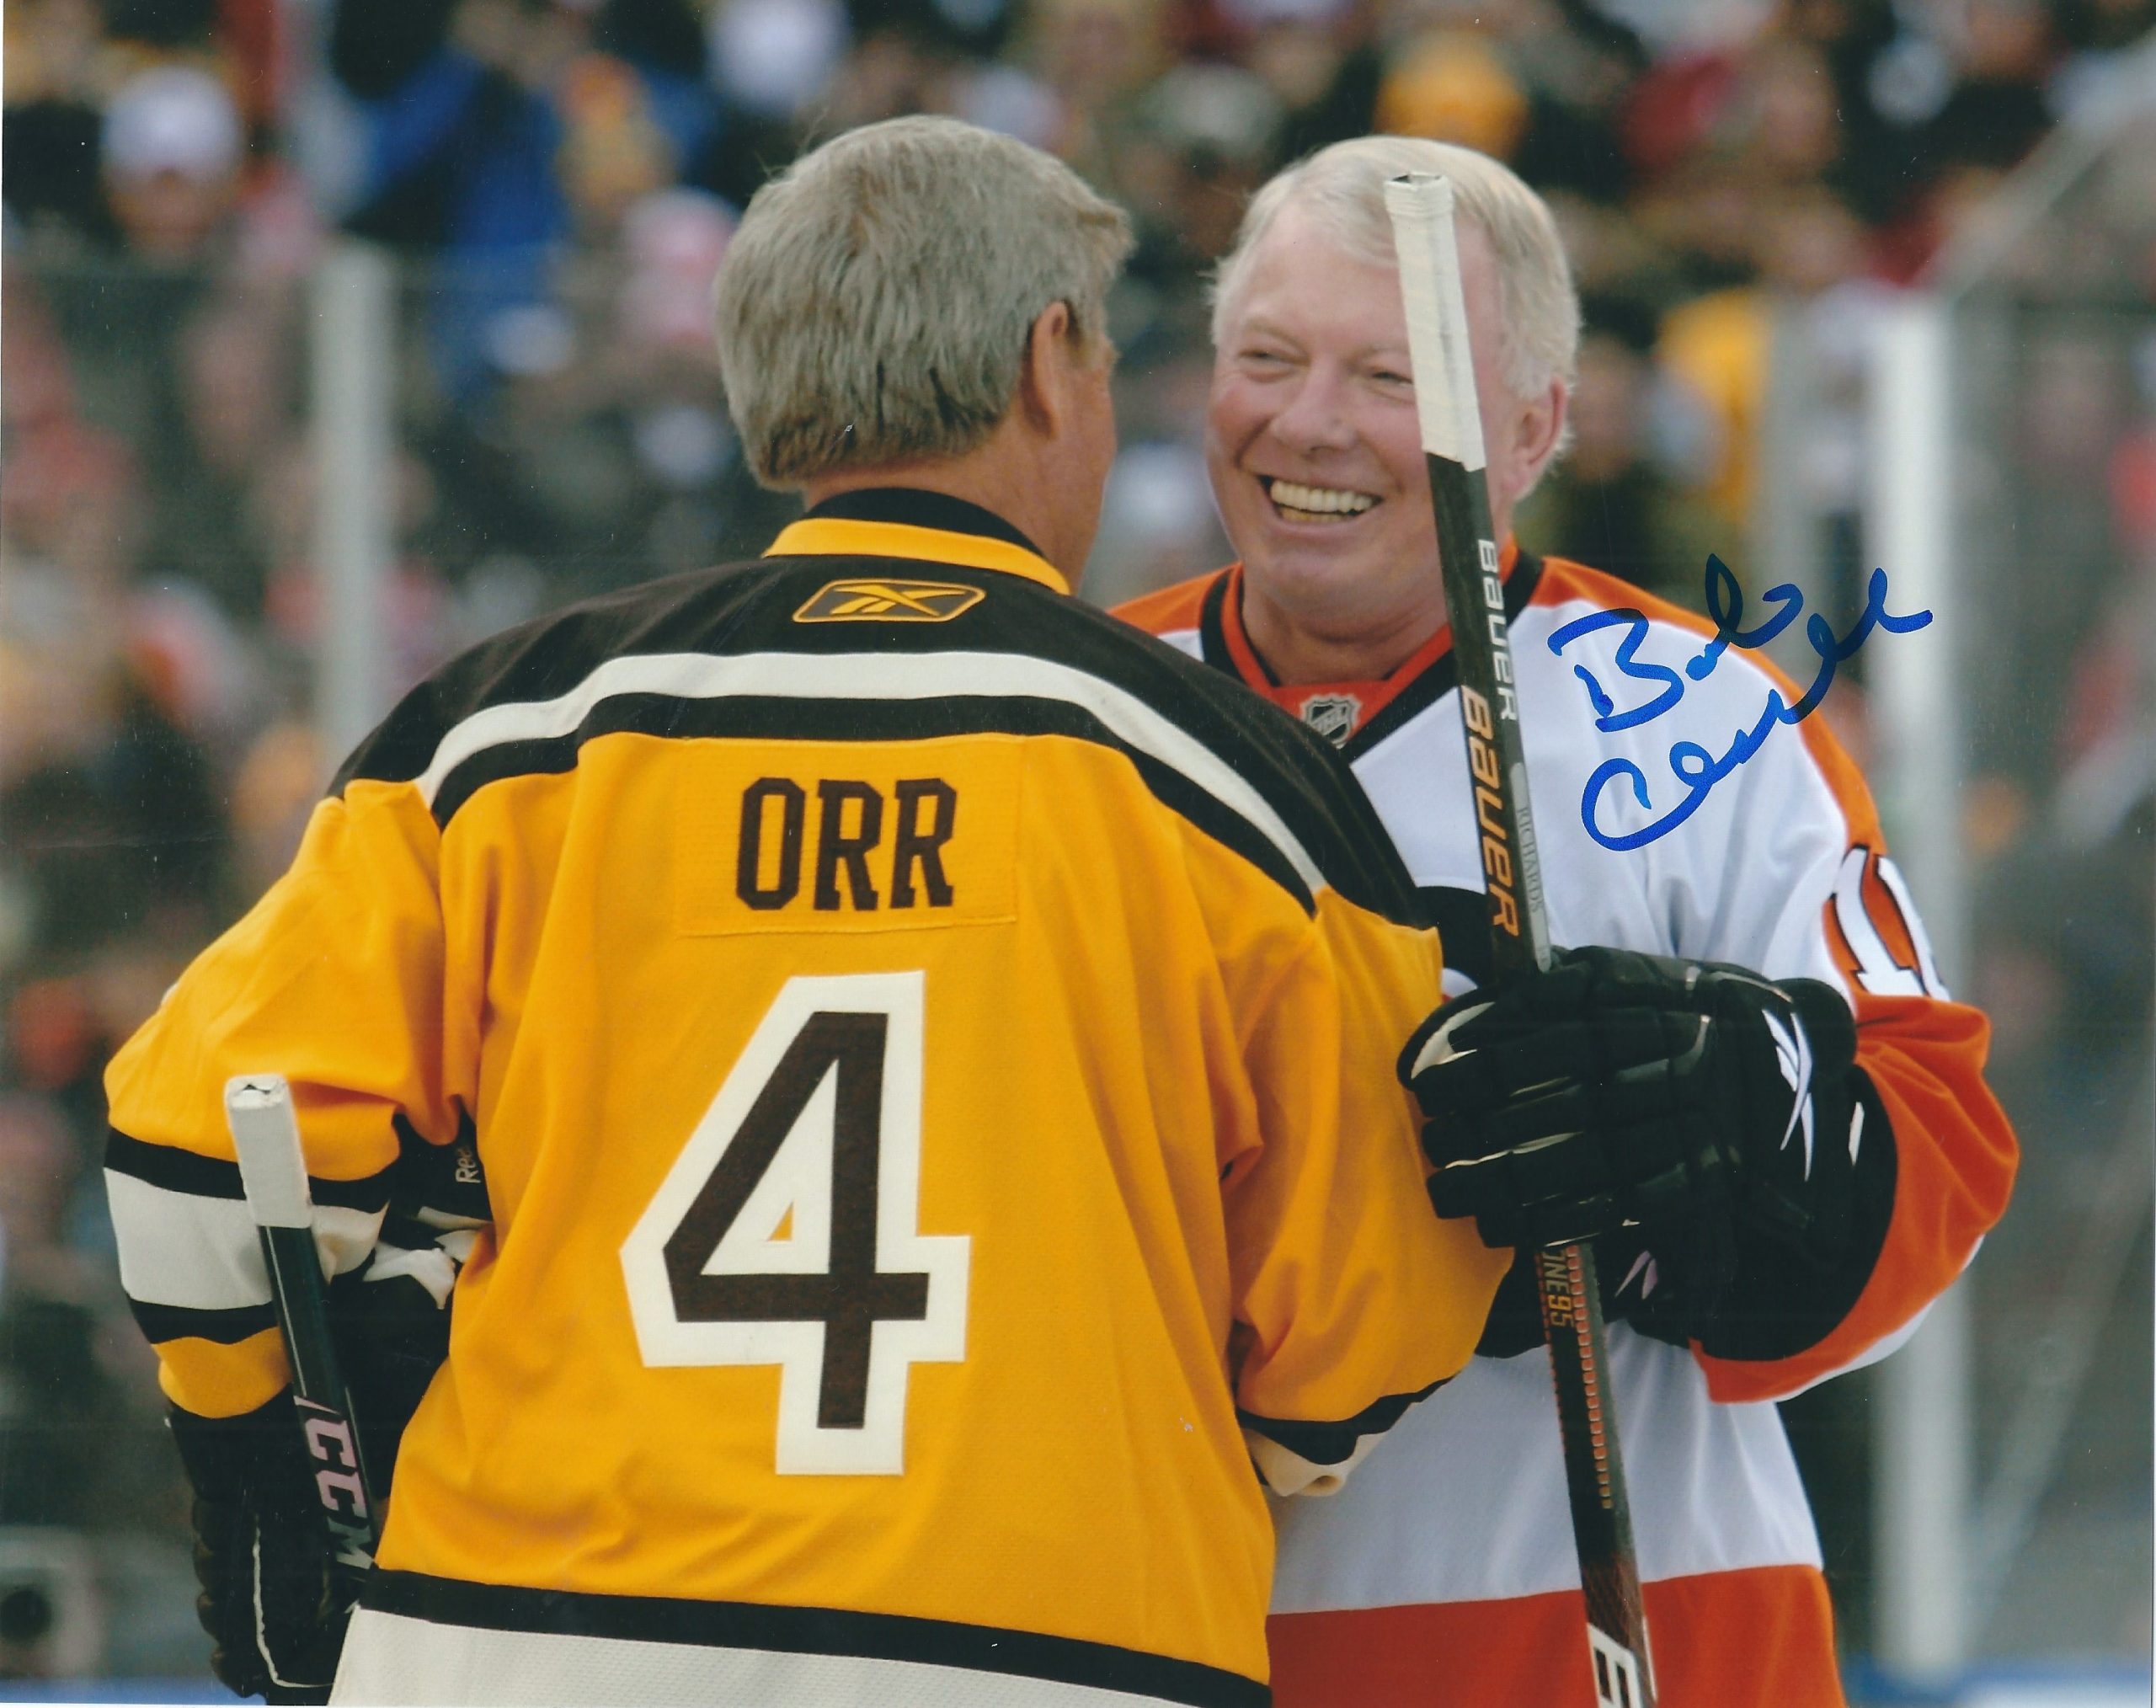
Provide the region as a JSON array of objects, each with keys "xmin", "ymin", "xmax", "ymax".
[
  {"xmin": 1210, "ymin": 136, "xmax": 1580, "ymax": 403},
  {"xmin": 713, "ymin": 115, "xmax": 1134, "ymax": 487}
]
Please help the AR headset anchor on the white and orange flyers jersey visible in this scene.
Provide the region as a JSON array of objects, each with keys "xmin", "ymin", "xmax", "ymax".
[{"xmin": 1117, "ymin": 544, "xmax": 2018, "ymax": 1708}]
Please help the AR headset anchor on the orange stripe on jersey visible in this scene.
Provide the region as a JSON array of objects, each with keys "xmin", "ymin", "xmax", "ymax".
[
  {"xmin": 1267, "ymin": 1564, "xmax": 1844, "ymax": 1707},
  {"xmin": 1860, "ymin": 856, "xmax": 1924, "ymax": 973},
  {"xmin": 1529, "ymin": 553, "xmax": 1819, "ymax": 705},
  {"xmin": 1111, "ymin": 569, "xmax": 1215, "ymax": 638}
]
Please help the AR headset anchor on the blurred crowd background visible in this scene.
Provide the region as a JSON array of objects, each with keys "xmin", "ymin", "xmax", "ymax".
[{"xmin": 2, "ymin": 0, "xmax": 2152, "ymax": 1693}]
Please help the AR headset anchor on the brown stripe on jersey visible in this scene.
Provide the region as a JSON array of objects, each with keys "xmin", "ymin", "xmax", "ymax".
[
  {"xmin": 128, "ymin": 1298, "xmax": 279, "ymax": 1347},
  {"xmin": 108, "ymin": 1125, "xmax": 397, "ymax": 1348},
  {"xmin": 361, "ymin": 1572, "xmax": 1269, "ymax": 1708},
  {"xmin": 345, "ymin": 555, "xmax": 1423, "ymax": 928},
  {"xmin": 105, "ymin": 1127, "xmax": 245, "ymax": 1200},
  {"xmin": 105, "ymin": 1127, "xmax": 397, "ymax": 1212},
  {"xmin": 429, "ymin": 691, "xmax": 1321, "ymax": 913},
  {"xmin": 1202, "ymin": 567, "xmax": 1278, "ymax": 686}
]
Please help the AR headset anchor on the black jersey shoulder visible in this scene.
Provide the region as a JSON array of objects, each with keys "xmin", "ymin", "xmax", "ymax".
[
  {"xmin": 336, "ymin": 552, "xmax": 1426, "ymax": 926},
  {"xmin": 1005, "ymin": 576, "xmax": 1427, "ymax": 926},
  {"xmin": 334, "ymin": 560, "xmax": 786, "ymax": 794}
]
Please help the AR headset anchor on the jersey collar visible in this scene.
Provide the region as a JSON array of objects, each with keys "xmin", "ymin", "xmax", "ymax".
[
  {"xmin": 765, "ymin": 488, "xmax": 1069, "ymax": 594},
  {"xmin": 1203, "ymin": 538, "xmax": 1538, "ymax": 753}
]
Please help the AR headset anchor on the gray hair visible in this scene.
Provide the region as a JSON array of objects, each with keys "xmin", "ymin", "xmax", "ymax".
[
  {"xmin": 1210, "ymin": 136, "xmax": 1580, "ymax": 403},
  {"xmin": 712, "ymin": 115, "xmax": 1134, "ymax": 487}
]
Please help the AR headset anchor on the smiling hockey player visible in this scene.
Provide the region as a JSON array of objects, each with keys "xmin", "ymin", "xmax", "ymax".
[{"xmin": 1118, "ymin": 136, "xmax": 2018, "ymax": 1707}]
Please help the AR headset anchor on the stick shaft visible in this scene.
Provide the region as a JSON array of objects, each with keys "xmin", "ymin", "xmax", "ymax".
[
  {"xmin": 1384, "ymin": 172, "xmax": 1655, "ymax": 1708},
  {"xmin": 226, "ymin": 1076, "xmax": 381, "ymax": 1597}
]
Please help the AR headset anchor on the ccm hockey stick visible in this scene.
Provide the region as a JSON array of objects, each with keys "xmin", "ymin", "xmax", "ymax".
[
  {"xmin": 1382, "ymin": 173, "xmax": 1656, "ymax": 1708},
  {"xmin": 224, "ymin": 1074, "xmax": 381, "ymax": 1604}
]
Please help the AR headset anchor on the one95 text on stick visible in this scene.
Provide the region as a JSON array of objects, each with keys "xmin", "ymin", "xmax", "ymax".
[
  {"xmin": 1381, "ymin": 170, "xmax": 1656, "ymax": 1708},
  {"xmin": 224, "ymin": 1074, "xmax": 381, "ymax": 1598}
]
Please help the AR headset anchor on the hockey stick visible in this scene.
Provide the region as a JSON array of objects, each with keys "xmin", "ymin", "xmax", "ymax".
[
  {"xmin": 1382, "ymin": 173, "xmax": 1657, "ymax": 1708},
  {"xmin": 224, "ymin": 1074, "xmax": 382, "ymax": 1604}
]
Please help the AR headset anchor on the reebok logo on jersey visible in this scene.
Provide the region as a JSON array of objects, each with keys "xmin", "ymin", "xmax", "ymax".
[{"xmin": 794, "ymin": 579, "xmax": 985, "ymax": 623}]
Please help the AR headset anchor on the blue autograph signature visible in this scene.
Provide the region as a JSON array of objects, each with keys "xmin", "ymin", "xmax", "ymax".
[{"xmin": 1548, "ymin": 556, "xmax": 1932, "ymax": 851}]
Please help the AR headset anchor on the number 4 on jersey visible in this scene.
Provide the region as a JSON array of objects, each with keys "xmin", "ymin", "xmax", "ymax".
[{"xmin": 622, "ymin": 971, "xmax": 969, "ymax": 1475}]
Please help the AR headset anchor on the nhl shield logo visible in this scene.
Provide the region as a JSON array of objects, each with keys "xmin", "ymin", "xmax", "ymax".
[{"xmin": 1299, "ymin": 694, "xmax": 1361, "ymax": 745}]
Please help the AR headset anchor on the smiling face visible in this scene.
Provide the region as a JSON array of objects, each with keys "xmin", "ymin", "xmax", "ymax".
[{"xmin": 1207, "ymin": 200, "xmax": 1558, "ymax": 681}]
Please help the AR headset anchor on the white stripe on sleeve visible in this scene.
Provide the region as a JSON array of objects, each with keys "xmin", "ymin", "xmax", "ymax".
[{"xmin": 107, "ymin": 1170, "xmax": 382, "ymax": 1310}]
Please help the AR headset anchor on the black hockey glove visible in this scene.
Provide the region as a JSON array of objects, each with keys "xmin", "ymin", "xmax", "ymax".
[
  {"xmin": 328, "ymin": 1121, "xmax": 492, "ymax": 1495},
  {"xmin": 168, "ymin": 1392, "xmax": 354, "ymax": 1705},
  {"xmin": 1468, "ymin": 1223, "xmax": 1681, "ymax": 1358},
  {"xmin": 1401, "ymin": 945, "xmax": 1860, "ymax": 1332}
]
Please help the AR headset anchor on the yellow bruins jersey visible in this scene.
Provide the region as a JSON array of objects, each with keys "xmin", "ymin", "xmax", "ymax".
[{"xmin": 104, "ymin": 488, "xmax": 1506, "ymax": 1705}]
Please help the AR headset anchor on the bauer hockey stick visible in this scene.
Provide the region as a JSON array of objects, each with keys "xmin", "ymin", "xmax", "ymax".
[
  {"xmin": 224, "ymin": 1074, "xmax": 381, "ymax": 1604},
  {"xmin": 1382, "ymin": 173, "xmax": 1656, "ymax": 1708}
]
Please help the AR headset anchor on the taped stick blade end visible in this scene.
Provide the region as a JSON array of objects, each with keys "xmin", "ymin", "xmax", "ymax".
[
  {"xmin": 222, "ymin": 1073, "xmax": 314, "ymax": 1229},
  {"xmin": 1383, "ymin": 171, "xmax": 1454, "ymax": 221},
  {"xmin": 1380, "ymin": 171, "xmax": 1488, "ymax": 473}
]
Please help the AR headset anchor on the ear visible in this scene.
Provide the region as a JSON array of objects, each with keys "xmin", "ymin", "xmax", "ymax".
[
  {"xmin": 1016, "ymin": 301, "xmax": 1080, "ymax": 438},
  {"xmin": 1509, "ymin": 376, "xmax": 1569, "ymax": 494},
  {"xmin": 1482, "ymin": 376, "xmax": 1570, "ymax": 536}
]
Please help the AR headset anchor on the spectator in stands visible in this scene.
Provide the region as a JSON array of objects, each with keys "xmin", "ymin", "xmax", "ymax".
[
  {"xmin": 1927, "ymin": 0, "xmax": 2057, "ymax": 174},
  {"xmin": 2, "ymin": 0, "xmax": 112, "ymax": 245},
  {"xmin": 0, "ymin": 1095, "xmax": 128, "ymax": 1532},
  {"xmin": 100, "ymin": 65, "xmax": 244, "ymax": 265},
  {"xmin": 149, "ymin": 293, "xmax": 295, "ymax": 611},
  {"xmin": 1516, "ymin": 324, "xmax": 1721, "ymax": 609},
  {"xmin": 16, "ymin": 67, "xmax": 309, "ymax": 622},
  {"xmin": 328, "ymin": 0, "xmax": 719, "ymax": 398},
  {"xmin": 0, "ymin": 1081, "xmax": 184, "ymax": 1686},
  {"xmin": 0, "ymin": 420, "xmax": 235, "ymax": 998}
]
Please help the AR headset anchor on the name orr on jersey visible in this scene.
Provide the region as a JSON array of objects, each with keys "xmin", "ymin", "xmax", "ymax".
[{"xmin": 734, "ymin": 776, "xmax": 961, "ymax": 914}]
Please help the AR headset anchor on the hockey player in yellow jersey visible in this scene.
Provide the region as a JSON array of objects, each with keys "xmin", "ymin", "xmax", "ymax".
[{"xmin": 103, "ymin": 116, "xmax": 1508, "ymax": 1706}]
